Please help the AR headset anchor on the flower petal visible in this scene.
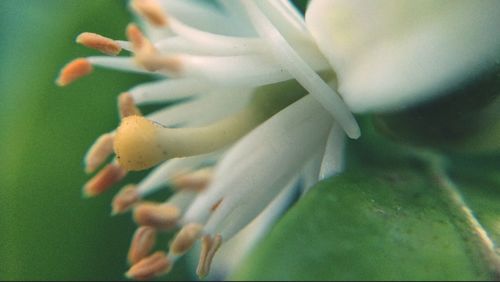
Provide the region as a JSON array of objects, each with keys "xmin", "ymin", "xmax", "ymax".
[
  {"xmin": 183, "ymin": 95, "xmax": 333, "ymax": 232},
  {"xmin": 306, "ymin": 0, "xmax": 500, "ymax": 112}
]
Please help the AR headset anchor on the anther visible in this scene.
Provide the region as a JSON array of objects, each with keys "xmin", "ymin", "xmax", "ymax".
[
  {"xmin": 197, "ymin": 234, "xmax": 222, "ymax": 278},
  {"xmin": 171, "ymin": 168, "xmax": 213, "ymax": 192},
  {"xmin": 118, "ymin": 92, "xmax": 142, "ymax": 119},
  {"xmin": 112, "ymin": 184, "xmax": 140, "ymax": 215},
  {"xmin": 76, "ymin": 32, "xmax": 122, "ymax": 56},
  {"xmin": 130, "ymin": 0, "xmax": 169, "ymax": 27},
  {"xmin": 169, "ymin": 223, "xmax": 203, "ymax": 256},
  {"xmin": 128, "ymin": 226, "xmax": 157, "ymax": 265},
  {"xmin": 126, "ymin": 23, "xmax": 181, "ymax": 73},
  {"xmin": 84, "ymin": 132, "xmax": 115, "ymax": 174},
  {"xmin": 56, "ymin": 58, "xmax": 93, "ymax": 86},
  {"xmin": 133, "ymin": 202, "xmax": 180, "ymax": 230},
  {"xmin": 83, "ymin": 162, "xmax": 127, "ymax": 197},
  {"xmin": 125, "ymin": 251, "xmax": 172, "ymax": 280},
  {"xmin": 126, "ymin": 23, "xmax": 146, "ymax": 50}
]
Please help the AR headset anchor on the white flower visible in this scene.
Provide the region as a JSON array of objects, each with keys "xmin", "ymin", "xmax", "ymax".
[{"xmin": 56, "ymin": 0, "xmax": 500, "ymax": 279}]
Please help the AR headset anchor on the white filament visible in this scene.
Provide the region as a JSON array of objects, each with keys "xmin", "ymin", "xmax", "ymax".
[{"xmin": 242, "ymin": 0, "xmax": 360, "ymax": 139}]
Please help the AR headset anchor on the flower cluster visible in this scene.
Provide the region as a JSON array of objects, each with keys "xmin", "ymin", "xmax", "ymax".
[{"xmin": 57, "ymin": 0, "xmax": 500, "ymax": 280}]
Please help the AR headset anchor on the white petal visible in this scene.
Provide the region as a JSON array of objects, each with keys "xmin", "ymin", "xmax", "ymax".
[
  {"xmin": 183, "ymin": 95, "xmax": 332, "ymax": 231},
  {"xmin": 215, "ymin": 176, "xmax": 301, "ymax": 241},
  {"xmin": 306, "ymin": 0, "xmax": 500, "ymax": 113},
  {"xmin": 193, "ymin": 178, "xmax": 299, "ymax": 280},
  {"xmin": 300, "ymin": 147, "xmax": 324, "ymax": 195},
  {"xmin": 319, "ymin": 123, "xmax": 345, "ymax": 180}
]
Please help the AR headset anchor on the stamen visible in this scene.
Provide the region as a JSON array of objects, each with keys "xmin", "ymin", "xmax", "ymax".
[
  {"xmin": 166, "ymin": 17, "xmax": 264, "ymax": 56},
  {"xmin": 168, "ymin": 191, "xmax": 198, "ymax": 214},
  {"xmin": 196, "ymin": 234, "xmax": 222, "ymax": 278},
  {"xmin": 177, "ymin": 54, "xmax": 290, "ymax": 87},
  {"xmin": 129, "ymin": 78, "xmax": 209, "ymax": 106},
  {"xmin": 155, "ymin": 34, "xmax": 261, "ymax": 56},
  {"xmin": 126, "ymin": 251, "xmax": 171, "ymax": 280},
  {"xmin": 128, "ymin": 226, "xmax": 157, "ymax": 265},
  {"xmin": 171, "ymin": 168, "xmax": 213, "ymax": 192},
  {"xmin": 118, "ymin": 92, "xmax": 142, "ymax": 119},
  {"xmin": 56, "ymin": 58, "xmax": 93, "ymax": 86},
  {"xmin": 125, "ymin": 23, "xmax": 297, "ymax": 85},
  {"xmin": 112, "ymin": 184, "xmax": 140, "ymax": 215},
  {"xmin": 169, "ymin": 223, "xmax": 203, "ymax": 256},
  {"xmin": 150, "ymin": 0, "xmax": 237, "ymax": 35},
  {"xmin": 134, "ymin": 152, "xmax": 221, "ymax": 198},
  {"xmin": 254, "ymin": 0, "xmax": 310, "ymax": 40},
  {"xmin": 133, "ymin": 202, "xmax": 180, "ymax": 230},
  {"xmin": 116, "ymin": 40, "xmax": 133, "ymax": 52},
  {"xmin": 146, "ymin": 89, "xmax": 252, "ymax": 127},
  {"xmin": 84, "ymin": 132, "xmax": 115, "ymax": 174},
  {"xmin": 130, "ymin": 0, "xmax": 169, "ymax": 27},
  {"xmin": 114, "ymin": 83, "xmax": 304, "ymax": 171},
  {"xmin": 76, "ymin": 32, "xmax": 122, "ymax": 56},
  {"xmin": 83, "ymin": 162, "xmax": 127, "ymax": 197},
  {"xmin": 243, "ymin": 0, "xmax": 361, "ymax": 139},
  {"xmin": 87, "ymin": 56, "xmax": 154, "ymax": 74},
  {"xmin": 126, "ymin": 23, "xmax": 146, "ymax": 50},
  {"xmin": 126, "ymin": 23, "xmax": 181, "ymax": 74}
]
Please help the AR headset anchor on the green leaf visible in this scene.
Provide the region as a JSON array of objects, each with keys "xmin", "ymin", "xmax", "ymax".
[
  {"xmin": 449, "ymin": 155, "xmax": 500, "ymax": 246},
  {"xmin": 234, "ymin": 164, "xmax": 492, "ymax": 280}
]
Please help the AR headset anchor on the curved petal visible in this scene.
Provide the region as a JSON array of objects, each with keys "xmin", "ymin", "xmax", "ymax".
[{"xmin": 306, "ymin": 0, "xmax": 500, "ymax": 113}]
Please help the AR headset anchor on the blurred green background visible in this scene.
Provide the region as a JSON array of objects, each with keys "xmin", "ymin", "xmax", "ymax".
[{"xmin": 0, "ymin": 0, "xmax": 189, "ymax": 280}]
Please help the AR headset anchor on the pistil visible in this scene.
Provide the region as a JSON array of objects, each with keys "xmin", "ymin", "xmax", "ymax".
[{"xmin": 114, "ymin": 81, "xmax": 305, "ymax": 171}]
